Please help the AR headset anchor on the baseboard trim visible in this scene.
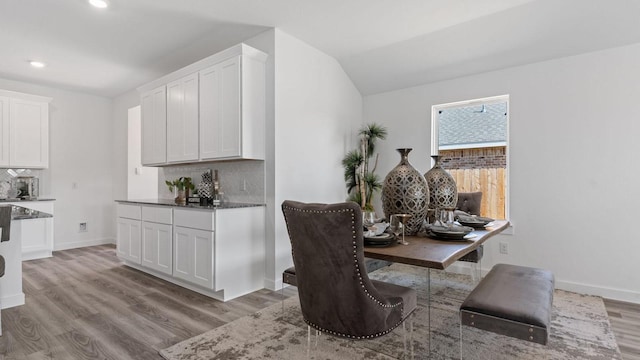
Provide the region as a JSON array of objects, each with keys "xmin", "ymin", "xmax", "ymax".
[
  {"xmin": 1, "ymin": 292, "xmax": 25, "ymax": 309},
  {"xmin": 555, "ymin": 280, "xmax": 640, "ymax": 304},
  {"xmin": 54, "ymin": 237, "xmax": 114, "ymax": 251},
  {"xmin": 444, "ymin": 262, "xmax": 640, "ymax": 304}
]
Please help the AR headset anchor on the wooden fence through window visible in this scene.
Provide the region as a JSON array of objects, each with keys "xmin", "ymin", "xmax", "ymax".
[{"xmin": 448, "ymin": 168, "xmax": 506, "ymax": 220}]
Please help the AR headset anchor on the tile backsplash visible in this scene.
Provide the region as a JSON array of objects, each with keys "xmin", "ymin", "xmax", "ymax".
[{"xmin": 159, "ymin": 160, "xmax": 265, "ymax": 204}]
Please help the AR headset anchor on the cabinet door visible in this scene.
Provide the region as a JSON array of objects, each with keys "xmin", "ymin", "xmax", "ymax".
[
  {"xmin": 141, "ymin": 221, "xmax": 173, "ymax": 275},
  {"xmin": 199, "ymin": 56, "xmax": 241, "ymax": 160},
  {"xmin": 166, "ymin": 73, "xmax": 199, "ymax": 163},
  {"xmin": 116, "ymin": 217, "xmax": 141, "ymax": 264},
  {"xmin": 0, "ymin": 96, "xmax": 8, "ymax": 167},
  {"xmin": 9, "ymin": 98, "xmax": 49, "ymax": 168},
  {"xmin": 141, "ymin": 86, "xmax": 167, "ymax": 165},
  {"xmin": 173, "ymin": 226, "xmax": 214, "ymax": 289}
]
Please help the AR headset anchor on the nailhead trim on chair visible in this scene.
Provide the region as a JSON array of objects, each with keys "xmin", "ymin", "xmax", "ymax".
[{"xmin": 282, "ymin": 204, "xmax": 407, "ymax": 339}]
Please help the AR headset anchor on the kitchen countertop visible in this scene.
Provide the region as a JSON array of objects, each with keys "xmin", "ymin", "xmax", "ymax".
[
  {"xmin": 0, "ymin": 204, "xmax": 53, "ymax": 220},
  {"xmin": 116, "ymin": 199, "xmax": 265, "ymax": 210},
  {"xmin": 0, "ymin": 198, "xmax": 56, "ymax": 202}
]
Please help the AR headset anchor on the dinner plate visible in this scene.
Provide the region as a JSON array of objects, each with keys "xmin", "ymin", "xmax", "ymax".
[
  {"xmin": 364, "ymin": 233, "xmax": 395, "ymax": 247},
  {"xmin": 429, "ymin": 225, "xmax": 475, "ymax": 240},
  {"xmin": 457, "ymin": 215, "xmax": 494, "ymax": 228}
]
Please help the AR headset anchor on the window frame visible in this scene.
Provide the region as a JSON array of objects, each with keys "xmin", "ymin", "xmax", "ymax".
[{"xmin": 431, "ymin": 94, "xmax": 510, "ymax": 221}]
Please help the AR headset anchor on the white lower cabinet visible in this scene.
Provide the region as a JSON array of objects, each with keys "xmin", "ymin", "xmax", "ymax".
[
  {"xmin": 141, "ymin": 222, "xmax": 173, "ymax": 275},
  {"xmin": 140, "ymin": 205, "xmax": 173, "ymax": 275},
  {"xmin": 116, "ymin": 217, "xmax": 142, "ymax": 264},
  {"xmin": 8, "ymin": 200, "xmax": 55, "ymax": 260},
  {"xmin": 116, "ymin": 202, "xmax": 265, "ymax": 302},
  {"xmin": 173, "ymin": 226, "xmax": 214, "ymax": 289}
]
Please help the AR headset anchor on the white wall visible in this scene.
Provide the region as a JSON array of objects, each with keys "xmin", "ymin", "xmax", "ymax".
[
  {"xmin": 364, "ymin": 42, "xmax": 640, "ymax": 303},
  {"xmin": 0, "ymin": 77, "xmax": 115, "ymax": 250},
  {"xmin": 266, "ymin": 29, "xmax": 363, "ymax": 289}
]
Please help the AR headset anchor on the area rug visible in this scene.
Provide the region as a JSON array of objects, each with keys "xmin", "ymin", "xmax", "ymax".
[{"xmin": 160, "ymin": 264, "xmax": 622, "ymax": 359}]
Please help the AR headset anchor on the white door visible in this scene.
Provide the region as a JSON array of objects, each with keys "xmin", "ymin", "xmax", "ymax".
[
  {"xmin": 173, "ymin": 226, "xmax": 214, "ymax": 289},
  {"xmin": 116, "ymin": 217, "xmax": 141, "ymax": 264},
  {"xmin": 141, "ymin": 86, "xmax": 167, "ymax": 165},
  {"xmin": 127, "ymin": 106, "xmax": 158, "ymax": 200},
  {"xmin": 0, "ymin": 96, "xmax": 8, "ymax": 167},
  {"xmin": 9, "ymin": 98, "xmax": 48, "ymax": 168},
  {"xmin": 141, "ymin": 221, "xmax": 172, "ymax": 275},
  {"xmin": 166, "ymin": 73, "xmax": 199, "ymax": 162}
]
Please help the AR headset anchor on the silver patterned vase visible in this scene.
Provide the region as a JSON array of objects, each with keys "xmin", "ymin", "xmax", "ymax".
[
  {"xmin": 424, "ymin": 155, "xmax": 458, "ymax": 211},
  {"xmin": 197, "ymin": 170, "xmax": 213, "ymax": 200},
  {"xmin": 382, "ymin": 148, "xmax": 429, "ymax": 235}
]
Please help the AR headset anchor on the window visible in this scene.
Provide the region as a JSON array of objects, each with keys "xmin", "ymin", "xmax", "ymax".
[{"xmin": 431, "ymin": 95, "xmax": 509, "ymax": 220}]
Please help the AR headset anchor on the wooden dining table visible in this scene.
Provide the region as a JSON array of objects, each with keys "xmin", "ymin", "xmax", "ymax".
[
  {"xmin": 364, "ymin": 219, "xmax": 510, "ymax": 354},
  {"xmin": 364, "ymin": 220, "xmax": 510, "ymax": 270}
]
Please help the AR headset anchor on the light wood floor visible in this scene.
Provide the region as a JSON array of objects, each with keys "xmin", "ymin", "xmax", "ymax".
[
  {"xmin": 605, "ymin": 298, "xmax": 640, "ymax": 360},
  {"xmin": 0, "ymin": 245, "xmax": 638, "ymax": 359},
  {"xmin": 0, "ymin": 244, "xmax": 296, "ymax": 359}
]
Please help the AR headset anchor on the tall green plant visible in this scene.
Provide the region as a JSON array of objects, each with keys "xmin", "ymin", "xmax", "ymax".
[{"xmin": 342, "ymin": 123, "xmax": 387, "ymax": 210}]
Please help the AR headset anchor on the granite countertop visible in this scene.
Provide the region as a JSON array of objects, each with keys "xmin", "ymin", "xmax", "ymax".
[
  {"xmin": 0, "ymin": 198, "xmax": 56, "ymax": 202},
  {"xmin": 116, "ymin": 199, "xmax": 265, "ymax": 210},
  {"xmin": 0, "ymin": 204, "xmax": 54, "ymax": 220}
]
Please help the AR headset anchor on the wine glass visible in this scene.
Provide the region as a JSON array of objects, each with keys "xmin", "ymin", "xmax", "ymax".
[
  {"xmin": 389, "ymin": 215, "xmax": 403, "ymax": 243},
  {"xmin": 439, "ymin": 208, "xmax": 454, "ymax": 229},
  {"xmin": 391, "ymin": 213, "xmax": 412, "ymax": 245}
]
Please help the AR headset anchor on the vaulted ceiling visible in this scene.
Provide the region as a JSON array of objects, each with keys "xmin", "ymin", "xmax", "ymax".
[{"xmin": 2, "ymin": 0, "xmax": 640, "ymax": 98}]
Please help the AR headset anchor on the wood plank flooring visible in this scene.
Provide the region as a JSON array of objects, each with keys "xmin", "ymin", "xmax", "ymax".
[
  {"xmin": 0, "ymin": 245, "xmax": 638, "ymax": 359},
  {"xmin": 0, "ymin": 244, "xmax": 295, "ymax": 359},
  {"xmin": 605, "ymin": 298, "xmax": 640, "ymax": 360}
]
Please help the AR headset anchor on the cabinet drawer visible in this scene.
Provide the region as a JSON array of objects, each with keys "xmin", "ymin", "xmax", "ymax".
[
  {"xmin": 142, "ymin": 205, "xmax": 173, "ymax": 224},
  {"xmin": 117, "ymin": 204, "xmax": 141, "ymax": 220},
  {"xmin": 174, "ymin": 209, "xmax": 215, "ymax": 231}
]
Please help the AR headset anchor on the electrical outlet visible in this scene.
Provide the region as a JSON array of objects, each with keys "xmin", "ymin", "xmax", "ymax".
[
  {"xmin": 499, "ymin": 242, "xmax": 508, "ymax": 254},
  {"xmin": 240, "ymin": 179, "xmax": 247, "ymax": 191},
  {"xmin": 79, "ymin": 222, "xmax": 87, "ymax": 232}
]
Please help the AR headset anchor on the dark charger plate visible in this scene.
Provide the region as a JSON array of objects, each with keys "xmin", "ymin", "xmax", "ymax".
[
  {"xmin": 364, "ymin": 233, "xmax": 395, "ymax": 247},
  {"xmin": 429, "ymin": 225, "xmax": 475, "ymax": 241}
]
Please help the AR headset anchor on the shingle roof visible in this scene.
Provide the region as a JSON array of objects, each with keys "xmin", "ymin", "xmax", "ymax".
[{"xmin": 438, "ymin": 102, "xmax": 507, "ymax": 147}]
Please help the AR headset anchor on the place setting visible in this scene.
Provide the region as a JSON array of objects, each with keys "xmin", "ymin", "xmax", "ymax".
[
  {"xmin": 424, "ymin": 208, "xmax": 480, "ymax": 241},
  {"xmin": 363, "ymin": 213, "xmax": 413, "ymax": 247}
]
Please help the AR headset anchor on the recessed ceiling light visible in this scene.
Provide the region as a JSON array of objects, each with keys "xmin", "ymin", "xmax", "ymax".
[
  {"xmin": 89, "ymin": 0, "xmax": 109, "ymax": 9},
  {"xmin": 29, "ymin": 61, "xmax": 46, "ymax": 68}
]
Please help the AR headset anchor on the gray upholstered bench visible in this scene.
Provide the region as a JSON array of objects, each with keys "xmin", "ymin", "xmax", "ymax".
[
  {"xmin": 283, "ymin": 258, "xmax": 392, "ymax": 287},
  {"xmin": 460, "ymin": 264, "xmax": 555, "ymax": 346}
]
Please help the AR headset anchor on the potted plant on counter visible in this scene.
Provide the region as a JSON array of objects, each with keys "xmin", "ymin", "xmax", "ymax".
[{"xmin": 165, "ymin": 177, "xmax": 195, "ymax": 204}]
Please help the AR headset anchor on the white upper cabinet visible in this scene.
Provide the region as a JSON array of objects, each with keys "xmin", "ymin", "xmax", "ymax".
[
  {"xmin": 138, "ymin": 43, "xmax": 267, "ymax": 166},
  {"xmin": 141, "ymin": 85, "xmax": 167, "ymax": 165},
  {"xmin": 200, "ymin": 57, "xmax": 241, "ymax": 159},
  {"xmin": 201, "ymin": 54, "xmax": 265, "ymax": 160},
  {"xmin": 167, "ymin": 73, "xmax": 199, "ymax": 163},
  {"xmin": 0, "ymin": 90, "xmax": 51, "ymax": 169},
  {"xmin": 0, "ymin": 96, "xmax": 9, "ymax": 167}
]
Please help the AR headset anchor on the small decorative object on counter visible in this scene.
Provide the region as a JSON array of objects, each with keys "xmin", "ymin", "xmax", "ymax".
[
  {"xmin": 14, "ymin": 176, "xmax": 39, "ymax": 200},
  {"xmin": 198, "ymin": 170, "xmax": 213, "ymax": 205},
  {"xmin": 381, "ymin": 148, "xmax": 429, "ymax": 235},
  {"xmin": 212, "ymin": 170, "xmax": 222, "ymax": 206},
  {"xmin": 424, "ymin": 155, "xmax": 458, "ymax": 223},
  {"xmin": 166, "ymin": 177, "xmax": 195, "ymax": 205}
]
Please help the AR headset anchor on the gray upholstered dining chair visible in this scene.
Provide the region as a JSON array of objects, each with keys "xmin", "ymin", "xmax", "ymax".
[
  {"xmin": 456, "ymin": 192, "xmax": 484, "ymax": 282},
  {"xmin": 282, "ymin": 200, "xmax": 417, "ymax": 357}
]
